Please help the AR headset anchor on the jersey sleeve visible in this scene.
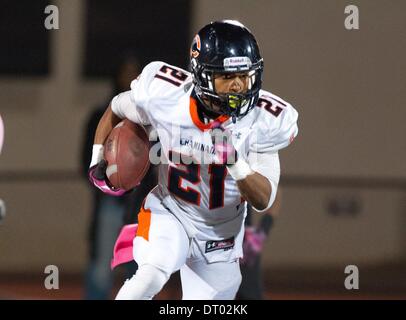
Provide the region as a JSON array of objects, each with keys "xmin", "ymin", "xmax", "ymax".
[
  {"xmin": 246, "ymin": 93, "xmax": 298, "ymax": 212},
  {"xmin": 129, "ymin": 61, "xmax": 164, "ymax": 110},
  {"xmin": 111, "ymin": 90, "xmax": 150, "ymax": 125},
  {"xmin": 248, "ymin": 151, "xmax": 280, "ymax": 212},
  {"xmin": 110, "ymin": 61, "xmax": 168, "ymax": 126},
  {"xmin": 250, "ymin": 96, "xmax": 299, "ymax": 154}
]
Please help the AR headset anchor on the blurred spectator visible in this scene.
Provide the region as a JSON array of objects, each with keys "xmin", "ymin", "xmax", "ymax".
[
  {"xmin": 237, "ymin": 191, "xmax": 282, "ymax": 300},
  {"xmin": 81, "ymin": 55, "xmax": 157, "ymax": 299}
]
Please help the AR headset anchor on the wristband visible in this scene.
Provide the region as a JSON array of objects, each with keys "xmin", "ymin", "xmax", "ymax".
[
  {"xmin": 227, "ymin": 158, "xmax": 253, "ymax": 181},
  {"xmin": 90, "ymin": 144, "xmax": 104, "ymax": 168}
]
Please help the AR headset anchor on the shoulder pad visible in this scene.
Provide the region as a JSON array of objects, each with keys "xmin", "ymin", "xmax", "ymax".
[{"xmin": 250, "ymin": 90, "xmax": 299, "ymax": 153}]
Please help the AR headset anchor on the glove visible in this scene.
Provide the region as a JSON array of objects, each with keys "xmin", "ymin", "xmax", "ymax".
[
  {"xmin": 209, "ymin": 122, "xmax": 237, "ymax": 165},
  {"xmin": 241, "ymin": 226, "xmax": 267, "ymax": 266},
  {"xmin": 209, "ymin": 123, "xmax": 253, "ymax": 180},
  {"xmin": 88, "ymin": 156, "xmax": 127, "ymax": 197}
]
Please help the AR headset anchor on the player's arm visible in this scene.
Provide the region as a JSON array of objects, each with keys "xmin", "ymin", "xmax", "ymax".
[
  {"xmin": 87, "ymin": 103, "xmax": 127, "ymax": 196},
  {"xmin": 89, "ymin": 104, "xmax": 122, "ymax": 169},
  {"xmin": 88, "ymin": 61, "xmax": 158, "ymax": 194},
  {"xmin": 91, "ymin": 91, "xmax": 147, "ymax": 167},
  {"xmin": 231, "ymin": 98, "xmax": 297, "ymax": 211},
  {"xmin": 94, "ymin": 105, "xmax": 122, "ymax": 145},
  {"xmin": 211, "ymin": 126, "xmax": 280, "ymax": 211},
  {"xmin": 88, "ymin": 91, "xmax": 148, "ymax": 196},
  {"xmin": 236, "ymin": 172, "xmax": 272, "ymax": 211},
  {"xmin": 230, "ymin": 152, "xmax": 280, "ymax": 211}
]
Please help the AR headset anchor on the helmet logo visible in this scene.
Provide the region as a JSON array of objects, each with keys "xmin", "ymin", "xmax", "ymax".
[
  {"xmin": 223, "ymin": 56, "xmax": 252, "ymax": 71},
  {"xmin": 190, "ymin": 34, "xmax": 201, "ymax": 58}
]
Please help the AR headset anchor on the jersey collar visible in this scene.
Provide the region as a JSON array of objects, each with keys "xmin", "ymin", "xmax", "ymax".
[{"xmin": 189, "ymin": 97, "xmax": 229, "ymax": 131}]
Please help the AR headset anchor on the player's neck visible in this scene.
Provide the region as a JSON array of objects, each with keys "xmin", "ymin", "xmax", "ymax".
[
  {"xmin": 197, "ymin": 103, "xmax": 216, "ymax": 124},
  {"xmin": 192, "ymin": 91, "xmax": 221, "ymax": 124}
]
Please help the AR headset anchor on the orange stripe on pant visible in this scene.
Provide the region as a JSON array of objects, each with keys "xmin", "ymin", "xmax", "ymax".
[{"xmin": 136, "ymin": 205, "xmax": 151, "ymax": 241}]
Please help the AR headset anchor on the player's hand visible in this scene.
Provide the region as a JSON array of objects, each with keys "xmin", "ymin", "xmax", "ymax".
[
  {"xmin": 88, "ymin": 160, "xmax": 127, "ymax": 196},
  {"xmin": 241, "ymin": 226, "xmax": 266, "ymax": 266},
  {"xmin": 209, "ymin": 123, "xmax": 238, "ymax": 165}
]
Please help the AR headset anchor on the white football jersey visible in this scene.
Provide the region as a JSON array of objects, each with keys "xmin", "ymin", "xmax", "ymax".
[{"xmin": 111, "ymin": 61, "xmax": 299, "ymax": 241}]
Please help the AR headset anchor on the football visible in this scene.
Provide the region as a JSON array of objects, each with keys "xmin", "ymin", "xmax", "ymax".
[{"xmin": 104, "ymin": 119, "xmax": 150, "ymax": 191}]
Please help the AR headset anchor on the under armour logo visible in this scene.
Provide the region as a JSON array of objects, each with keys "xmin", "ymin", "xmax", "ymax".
[{"xmin": 234, "ymin": 132, "xmax": 242, "ymax": 140}]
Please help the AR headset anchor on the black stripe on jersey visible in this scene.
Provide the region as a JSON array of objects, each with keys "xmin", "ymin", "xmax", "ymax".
[{"xmin": 154, "ymin": 74, "xmax": 182, "ymax": 87}]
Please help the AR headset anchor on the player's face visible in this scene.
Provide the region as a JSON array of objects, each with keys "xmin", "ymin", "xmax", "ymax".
[
  {"xmin": 214, "ymin": 72, "xmax": 250, "ymax": 95},
  {"xmin": 203, "ymin": 72, "xmax": 250, "ymax": 114}
]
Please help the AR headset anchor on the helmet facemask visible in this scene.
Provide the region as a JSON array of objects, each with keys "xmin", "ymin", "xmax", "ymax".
[{"xmin": 191, "ymin": 58, "xmax": 263, "ymax": 123}]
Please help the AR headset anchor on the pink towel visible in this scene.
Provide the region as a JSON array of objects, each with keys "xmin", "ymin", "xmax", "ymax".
[{"xmin": 110, "ymin": 224, "xmax": 137, "ymax": 270}]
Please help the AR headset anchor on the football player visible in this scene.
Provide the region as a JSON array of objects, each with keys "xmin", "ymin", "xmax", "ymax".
[{"xmin": 88, "ymin": 20, "xmax": 299, "ymax": 300}]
